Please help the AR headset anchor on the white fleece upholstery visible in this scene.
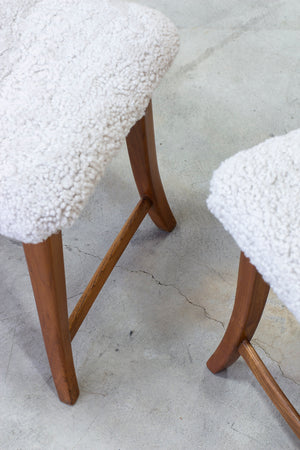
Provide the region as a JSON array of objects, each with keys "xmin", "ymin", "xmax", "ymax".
[
  {"xmin": 207, "ymin": 129, "xmax": 300, "ymax": 322},
  {"xmin": 0, "ymin": 0, "xmax": 179, "ymax": 243}
]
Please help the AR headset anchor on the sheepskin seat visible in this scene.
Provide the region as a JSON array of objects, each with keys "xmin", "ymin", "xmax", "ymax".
[
  {"xmin": 0, "ymin": 0, "xmax": 179, "ymax": 244},
  {"xmin": 207, "ymin": 129, "xmax": 300, "ymax": 322}
]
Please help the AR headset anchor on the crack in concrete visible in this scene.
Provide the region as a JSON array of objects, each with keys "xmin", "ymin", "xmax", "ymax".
[
  {"xmin": 230, "ymin": 423, "xmax": 263, "ymax": 444},
  {"xmin": 0, "ymin": 68, "xmax": 12, "ymax": 84},
  {"xmin": 66, "ymin": 244, "xmax": 299, "ymax": 387},
  {"xmin": 5, "ymin": 319, "xmax": 18, "ymax": 382},
  {"xmin": 68, "ymin": 291, "xmax": 84, "ymax": 300},
  {"xmin": 252, "ymin": 338, "xmax": 300, "ymax": 387},
  {"xmin": 64, "ymin": 243, "xmax": 225, "ymax": 329},
  {"xmin": 119, "ymin": 267, "xmax": 225, "ymax": 330},
  {"xmin": 64, "ymin": 244, "xmax": 101, "ymax": 260}
]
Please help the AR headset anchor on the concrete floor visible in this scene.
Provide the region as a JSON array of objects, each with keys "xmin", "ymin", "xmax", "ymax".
[{"xmin": 1, "ymin": 0, "xmax": 300, "ymax": 448}]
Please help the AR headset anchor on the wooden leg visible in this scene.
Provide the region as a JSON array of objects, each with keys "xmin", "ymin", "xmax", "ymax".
[
  {"xmin": 239, "ymin": 341, "xmax": 300, "ymax": 437},
  {"xmin": 23, "ymin": 232, "xmax": 79, "ymax": 405},
  {"xmin": 207, "ymin": 252, "xmax": 270, "ymax": 373},
  {"xmin": 69, "ymin": 198, "xmax": 151, "ymax": 341},
  {"xmin": 126, "ymin": 100, "xmax": 176, "ymax": 232},
  {"xmin": 207, "ymin": 252, "xmax": 300, "ymax": 437}
]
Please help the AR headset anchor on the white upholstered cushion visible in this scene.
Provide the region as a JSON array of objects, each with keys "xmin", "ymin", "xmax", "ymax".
[
  {"xmin": 0, "ymin": 0, "xmax": 179, "ymax": 243},
  {"xmin": 207, "ymin": 129, "xmax": 300, "ymax": 322}
]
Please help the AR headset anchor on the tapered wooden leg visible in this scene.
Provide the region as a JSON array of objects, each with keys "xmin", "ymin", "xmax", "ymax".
[
  {"xmin": 126, "ymin": 100, "xmax": 176, "ymax": 232},
  {"xmin": 23, "ymin": 232, "xmax": 79, "ymax": 405},
  {"xmin": 207, "ymin": 252, "xmax": 270, "ymax": 373}
]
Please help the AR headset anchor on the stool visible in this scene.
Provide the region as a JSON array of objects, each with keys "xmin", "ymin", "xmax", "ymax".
[
  {"xmin": 206, "ymin": 129, "xmax": 300, "ymax": 438},
  {"xmin": 0, "ymin": 0, "xmax": 179, "ymax": 404}
]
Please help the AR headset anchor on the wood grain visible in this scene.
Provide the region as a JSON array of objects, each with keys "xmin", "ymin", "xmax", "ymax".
[
  {"xmin": 239, "ymin": 340, "xmax": 300, "ymax": 439},
  {"xmin": 126, "ymin": 100, "xmax": 176, "ymax": 232},
  {"xmin": 69, "ymin": 197, "xmax": 151, "ymax": 340},
  {"xmin": 207, "ymin": 252, "xmax": 270, "ymax": 373},
  {"xmin": 23, "ymin": 232, "xmax": 79, "ymax": 405},
  {"xmin": 207, "ymin": 251, "xmax": 300, "ymax": 438}
]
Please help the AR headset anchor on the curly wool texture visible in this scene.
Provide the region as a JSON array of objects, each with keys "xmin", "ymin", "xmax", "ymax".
[
  {"xmin": 207, "ymin": 129, "xmax": 300, "ymax": 322},
  {"xmin": 0, "ymin": 0, "xmax": 179, "ymax": 243}
]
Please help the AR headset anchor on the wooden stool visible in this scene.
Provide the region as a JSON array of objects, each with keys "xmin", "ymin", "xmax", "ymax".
[
  {"xmin": 23, "ymin": 102, "xmax": 176, "ymax": 405},
  {"xmin": 1, "ymin": 1, "xmax": 179, "ymax": 404},
  {"xmin": 206, "ymin": 129, "xmax": 300, "ymax": 438}
]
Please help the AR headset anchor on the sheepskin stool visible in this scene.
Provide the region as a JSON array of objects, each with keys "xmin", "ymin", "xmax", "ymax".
[
  {"xmin": 206, "ymin": 128, "xmax": 300, "ymax": 437},
  {"xmin": 1, "ymin": 0, "xmax": 179, "ymax": 404}
]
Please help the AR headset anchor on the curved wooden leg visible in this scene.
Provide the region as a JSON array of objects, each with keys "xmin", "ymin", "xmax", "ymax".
[
  {"xmin": 23, "ymin": 232, "xmax": 79, "ymax": 405},
  {"xmin": 126, "ymin": 100, "xmax": 176, "ymax": 232},
  {"xmin": 207, "ymin": 252, "xmax": 270, "ymax": 373},
  {"xmin": 207, "ymin": 252, "xmax": 300, "ymax": 437}
]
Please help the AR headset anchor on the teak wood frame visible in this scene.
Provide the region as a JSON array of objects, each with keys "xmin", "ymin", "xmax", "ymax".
[
  {"xmin": 23, "ymin": 101, "xmax": 176, "ymax": 405},
  {"xmin": 207, "ymin": 252, "xmax": 300, "ymax": 438}
]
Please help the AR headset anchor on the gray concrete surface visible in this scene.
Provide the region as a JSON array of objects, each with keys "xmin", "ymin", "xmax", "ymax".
[{"xmin": 1, "ymin": 0, "xmax": 300, "ymax": 448}]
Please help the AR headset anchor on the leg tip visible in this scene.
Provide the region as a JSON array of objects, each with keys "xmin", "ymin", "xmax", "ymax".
[{"xmin": 57, "ymin": 381, "xmax": 80, "ymax": 405}]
